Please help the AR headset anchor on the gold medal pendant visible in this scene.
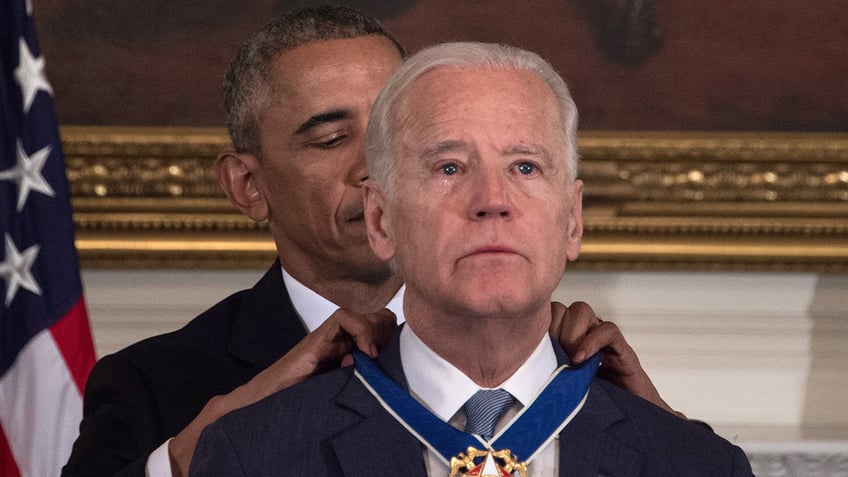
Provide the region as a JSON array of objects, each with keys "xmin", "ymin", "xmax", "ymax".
[{"xmin": 449, "ymin": 447, "xmax": 527, "ymax": 477}]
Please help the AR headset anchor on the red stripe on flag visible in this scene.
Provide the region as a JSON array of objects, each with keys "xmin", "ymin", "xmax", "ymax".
[
  {"xmin": 49, "ymin": 297, "xmax": 96, "ymax": 395},
  {"xmin": 0, "ymin": 427, "xmax": 21, "ymax": 477}
]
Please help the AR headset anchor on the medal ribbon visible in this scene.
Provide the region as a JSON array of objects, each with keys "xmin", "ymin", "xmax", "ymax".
[{"xmin": 353, "ymin": 349, "xmax": 601, "ymax": 466}]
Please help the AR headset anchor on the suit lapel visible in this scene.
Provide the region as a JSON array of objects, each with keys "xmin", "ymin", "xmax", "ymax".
[
  {"xmin": 330, "ymin": 400, "xmax": 425, "ymax": 476},
  {"xmin": 329, "ymin": 328, "xmax": 426, "ymax": 476},
  {"xmin": 557, "ymin": 383, "xmax": 644, "ymax": 476},
  {"xmin": 228, "ymin": 260, "xmax": 308, "ymax": 369},
  {"xmin": 550, "ymin": 337, "xmax": 645, "ymax": 477}
]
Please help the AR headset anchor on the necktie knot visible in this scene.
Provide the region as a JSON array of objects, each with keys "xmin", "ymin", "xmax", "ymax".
[{"xmin": 463, "ymin": 388, "xmax": 515, "ymax": 441}]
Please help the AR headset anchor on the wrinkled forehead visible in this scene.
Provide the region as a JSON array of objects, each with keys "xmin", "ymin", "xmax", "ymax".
[{"xmin": 390, "ymin": 66, "xmax": 568, "ymax": 154}]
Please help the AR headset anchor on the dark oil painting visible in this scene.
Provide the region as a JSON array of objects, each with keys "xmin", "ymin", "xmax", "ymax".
[{"xmin": 33, "ymin": 0, "xmax": 848, "ymax": 131}]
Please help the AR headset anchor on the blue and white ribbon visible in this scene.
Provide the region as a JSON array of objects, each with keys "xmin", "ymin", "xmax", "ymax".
[{"xmin": 353, "ymin": 349, "xmax": 601, "ymax": 466}]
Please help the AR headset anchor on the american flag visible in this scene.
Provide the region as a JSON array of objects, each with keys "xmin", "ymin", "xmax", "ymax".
[{"xmin": 1, "ymin": 0, "xmax": 96, "ymax": 476}]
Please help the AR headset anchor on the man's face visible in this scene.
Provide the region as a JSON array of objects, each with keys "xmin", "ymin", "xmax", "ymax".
[
  {"xmin": 252, "ymin": 36, "xmax": 402, "ymax": 284},
  {"xmin": 367, "ymin": 66, "xmax": 583, "ymax": 322}
]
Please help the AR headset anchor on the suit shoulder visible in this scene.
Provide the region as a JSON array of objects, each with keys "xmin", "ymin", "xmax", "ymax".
[
  {"xmin": 193, "ymin": 366, "xmax": 420, "ymax": 475},
  {"xmin": 204, "ymin": 366, "xmax": 367, "ymax": 464},
  {"xmin": 590, "ymin": 379, "xmax": 753, "ymax": 474},
  {"xmin": 593, "ymin": 378, "xmax": 721, "ymax": 441},
  {"xmin": 222, "ymin": 366, "xmax": 359, "ymax": 427}
]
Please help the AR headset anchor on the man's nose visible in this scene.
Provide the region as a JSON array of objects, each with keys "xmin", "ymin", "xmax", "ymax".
[
  {"xmin": 470, "ymin": 168, "xmax": 512, "ymax": 219},
  {"xmin": 349, "ymin": 146, "xmax": 368, "ymax": 185}
]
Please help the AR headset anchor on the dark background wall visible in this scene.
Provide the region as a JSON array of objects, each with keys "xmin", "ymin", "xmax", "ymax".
[{"xmin": 33, "ymin": 0, "xmax": 848, "ymax": 131}]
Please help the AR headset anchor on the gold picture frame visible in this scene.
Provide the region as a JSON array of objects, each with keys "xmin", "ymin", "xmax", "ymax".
[{"xmin": 64, "ymin": 126, "xmax": 848, "ymax": 272}]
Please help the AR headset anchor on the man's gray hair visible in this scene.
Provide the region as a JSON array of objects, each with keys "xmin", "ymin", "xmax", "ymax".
[
  {"xmin": 365, "ymin": 41, "xmax": 579, "ymax": 194},
  {"xmin": 223, "ymin": 5, "xmax": 405, "ymax": 156}
]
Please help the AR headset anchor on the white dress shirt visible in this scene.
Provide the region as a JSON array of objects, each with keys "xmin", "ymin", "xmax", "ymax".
[
  {"xmin": 145, "ymin": 267, "xmax": 405, "ymax": 476},
  {"xmin": 400, "ymin": 325, "xmax": 560, "ymax": 476},
  {"xmin": 283, "ymin": 268, "xmax": 406, "ymax": 330}
]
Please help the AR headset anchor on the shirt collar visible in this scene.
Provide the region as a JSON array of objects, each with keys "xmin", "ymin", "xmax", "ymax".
[
  {"xmin": 281, "ymin": 266, "xmax": 405, "ymax": 332},
  {"xmin": 400, "ymin": 325, "xmax": 557, "ymax": 422}
]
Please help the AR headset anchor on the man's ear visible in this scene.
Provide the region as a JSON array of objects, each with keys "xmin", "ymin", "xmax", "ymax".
[
  {"xmin": 565, "ymin": 180, "xmax": 584, "ymax": 262},
  {"xmin": 216, "ymin": 150, "xmax": 269, "ymax": 222},
  {"xmin": 363, "ymin": 181, "xmax": 396, "ymax": 262}
]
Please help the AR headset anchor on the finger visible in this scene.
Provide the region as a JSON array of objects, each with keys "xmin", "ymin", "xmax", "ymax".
[
  {"xmin": 298, "ymin": 310, "xmax": 369, "ymax": 366},
  {"xmin": 574, "ymin": 321, "xmax": 623, "ymax": 360},
  {"xmin": 549, "ymin": 301, "xmax": 567, "ymax": 338},
  {"xmin": 357, "ymin": 309, "xmax": 397, "ymax": 356},
  {"xmin": 555, "ymin": 301, "xmax": 598, "ymax": 359},
  {"xmin": 580, "ymin": 322, "xmax": 645, "ymax": 379},
  {"xmin": 336, "ymin": 308, "xmax": 397, "ymax": 358},
  {"xmin": 567, "ymin": 301, "xmax": 598, "ymax": 323}
]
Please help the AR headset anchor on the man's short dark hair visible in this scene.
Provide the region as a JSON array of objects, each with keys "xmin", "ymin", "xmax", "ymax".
[{"xmin": 223, "ymin": 5, "xmax": 406, "ymax": 155}]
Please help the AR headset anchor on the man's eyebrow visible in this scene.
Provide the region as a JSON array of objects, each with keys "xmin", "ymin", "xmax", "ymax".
[
  {"xmin": 421, "ymin": 140, "xmax": 470, "ymax": 158},
  {"xmin": 503, "ymin": 144, "xmax": 551, "ymax": 157},
  {"xmin": 420, "ymin": 141, "xmax": 554, "ymax": 161},
  {"xmin": 294, "ymin": 109, "xmax": 350, "ymax": 135}
]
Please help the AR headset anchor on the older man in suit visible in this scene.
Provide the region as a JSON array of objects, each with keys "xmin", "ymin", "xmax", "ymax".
[{"xmin": 189, "ymin": 41, "xmax": 752, "ymax": 476}]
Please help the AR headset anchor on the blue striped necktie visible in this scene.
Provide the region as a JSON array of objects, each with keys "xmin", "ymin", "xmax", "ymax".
[{"xmin": 463, "ymin": 389, "xmax": 515, "ymax": 441}]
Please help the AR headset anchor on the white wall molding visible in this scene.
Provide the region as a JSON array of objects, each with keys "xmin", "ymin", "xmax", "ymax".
[{"xmin": 82, "ymin": 269, "xmax": 261, "ymax": 357}]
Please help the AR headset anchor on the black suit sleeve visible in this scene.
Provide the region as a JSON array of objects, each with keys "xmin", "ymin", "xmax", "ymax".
[
  {"xmin": 62, "ymin": 263, "xmax": 304, "ymax": 476},
  {"xmin": 62, "ymin": 353, "xmax": 166, "ymax": 477}
]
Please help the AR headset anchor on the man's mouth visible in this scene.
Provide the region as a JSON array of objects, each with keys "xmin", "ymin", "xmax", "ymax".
[{"xmin": 464, "ymin": 245, "xmax": 518, "ymax": 257}]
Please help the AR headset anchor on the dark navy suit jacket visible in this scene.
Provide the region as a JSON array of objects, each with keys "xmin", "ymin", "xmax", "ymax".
[
  {"xmin": 63, "ymin": 262, "xmax": 307, "ymax": 476},
  {"xmin": 191, "ymin": 329, "xmax": 753, "ymax": 476}
]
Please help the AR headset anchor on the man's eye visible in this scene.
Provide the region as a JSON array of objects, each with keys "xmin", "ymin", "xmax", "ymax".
[
  {"xmin": 441, "ymin": 163, "xmax": 460, "ymax": 175},
  {"xmin": 516, "ymin": 162, "xmax": 536, "ymax": 175},
  {"xmin": 312, "ymin": 135, "xmax": 345, "ymax": 149}
]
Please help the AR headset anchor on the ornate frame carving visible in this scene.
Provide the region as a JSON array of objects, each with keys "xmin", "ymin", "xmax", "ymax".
[{"xmin": 64, "ymin": 126, "xmax": 848, "ymax": 271}]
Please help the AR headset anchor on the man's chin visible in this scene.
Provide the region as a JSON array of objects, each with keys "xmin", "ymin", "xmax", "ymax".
[
  {"xmin": 450, "ymin": 293, "xmax": 543, "ymax": 321},
  {"xmin": 349, "ymin": 257, "xmax": 395, "ymax": 284}
]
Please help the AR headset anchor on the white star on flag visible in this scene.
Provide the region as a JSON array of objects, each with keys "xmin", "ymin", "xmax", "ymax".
[
  {"xmin": 14, "ymin": 37, "xmax": 53, "ymax": 113},
  {"xmin": 0, "ymin": 140, "xmax": 56, "ymax": 211},
  {"xmin": 0, "ymin": 233, "xmax": 43, "ymax": 307}
]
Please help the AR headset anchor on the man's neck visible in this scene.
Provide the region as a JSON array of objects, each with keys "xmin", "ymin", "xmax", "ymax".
[
  {"xmin": 400, "ymin": 325, "xmax": 557, "ymax": 423},
  {"xmin": 405, "ymin": 305, "xmax": 551, "ymax": 388},
  {"xmin": 290, "ymin": 268, "xmax": 403, "ymax": 314}
]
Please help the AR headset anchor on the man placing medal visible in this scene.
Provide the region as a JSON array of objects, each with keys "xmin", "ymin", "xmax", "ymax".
[{"xmin": 190, "ymin": 41, "xmax": 753, "ymax": 476}]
